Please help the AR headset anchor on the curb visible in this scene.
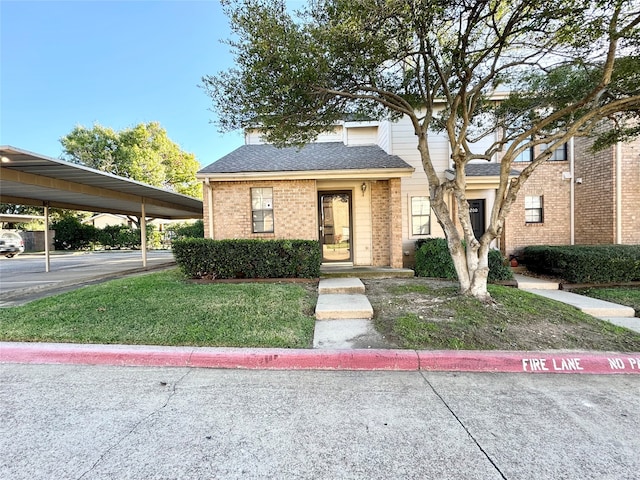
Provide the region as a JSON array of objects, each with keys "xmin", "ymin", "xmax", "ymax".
[{"xmin": 2, "ymin": 342, "xmax": 640, "ymax": 375}]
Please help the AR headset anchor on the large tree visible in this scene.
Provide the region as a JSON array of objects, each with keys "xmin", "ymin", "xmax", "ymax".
[
  {"xmin": 203, "ymin": 0, "xmax": 640, "ymax": 300},
  {"xmin": 60, "ymin": 122, "xmax": 202, "ymax": 198}
]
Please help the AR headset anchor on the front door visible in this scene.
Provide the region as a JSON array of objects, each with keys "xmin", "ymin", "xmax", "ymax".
[
  {"xmin": 319, "ymin": 192, "xmax": 352, "ymax": 263},
  {"xmin": 468, "ymin": 199, "xmax": 486, "ymax": 240}
]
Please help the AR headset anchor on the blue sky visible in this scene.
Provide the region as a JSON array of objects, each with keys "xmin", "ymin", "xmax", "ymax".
[{"xmin": 0, "ymin": 0, "xmax": 255, "ymax": 167}]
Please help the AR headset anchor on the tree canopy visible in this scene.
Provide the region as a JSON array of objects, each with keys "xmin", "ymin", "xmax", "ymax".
[
  {"xmin": 203, "ymin": 0, "xmax": 640, "ymax": 299},
  {"xmin": 60, "ymin": 122, "xmax": 202, "ymax": 198}
]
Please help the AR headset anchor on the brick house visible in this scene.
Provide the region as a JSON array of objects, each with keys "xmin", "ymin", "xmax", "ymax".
[{"xmin": 198, "ymin": 119, "xmax": 639, "ymax": 268}]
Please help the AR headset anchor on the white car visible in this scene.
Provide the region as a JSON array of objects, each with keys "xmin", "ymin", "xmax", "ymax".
[{"xmin": 0, "ymin": 231, "xmax": 25, "ymax": 258}]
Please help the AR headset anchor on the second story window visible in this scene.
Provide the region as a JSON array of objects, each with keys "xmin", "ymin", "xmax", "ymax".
[
  {"xmin": 514, "ymin": 146, "xmax": 533, "ymax": 162},
  {"xmin": 542, "ymin": 142, "xmax": 568, "ymax": 161},
  {"xmin": 525, "ymin": 195, "xmax": 544, "ymax": 223}
]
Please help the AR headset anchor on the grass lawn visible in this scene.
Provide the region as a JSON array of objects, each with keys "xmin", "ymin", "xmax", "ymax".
[
  {"xmin": 0, "ymin": 269, "xmax": 317, "ymax": 348},
  {"xmin": 2, "ymin": 272, "xmax": 639, "ymax": 351},
  {"xmin": 573, "ymin": 286, "xmax": 640, "ymax": 317}
]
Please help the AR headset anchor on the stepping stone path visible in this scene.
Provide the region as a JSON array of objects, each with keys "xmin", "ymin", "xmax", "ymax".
[{"xmin": 313, "ymin": 278, "xmax": 393, "ymax": 349}]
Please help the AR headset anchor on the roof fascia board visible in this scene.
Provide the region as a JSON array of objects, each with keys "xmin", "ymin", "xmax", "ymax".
[{"xmin": 197, "ymin": 168, "xmax": 415, "ymax": 182}]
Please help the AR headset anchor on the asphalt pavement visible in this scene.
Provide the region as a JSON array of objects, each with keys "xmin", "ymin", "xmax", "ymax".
[
  {"xmin": 0, "ymin": 250, "xmax": 176, "ymax": 306},
  {"xmin": 1, "ymin": 363, "xmax": 638, "ymax": 480}
]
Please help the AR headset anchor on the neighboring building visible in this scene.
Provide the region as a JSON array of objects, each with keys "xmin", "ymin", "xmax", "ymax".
[
  {"xmin": 83, "ymin": 213, "xmax": 131, "ymax": 229},
  {"xmin": 198, "ymin": 119, "xmax": 640, "ymax": 268},
  {"xmin": 503, "ymin": 137, "xmax": 640, "ymax": 257}
]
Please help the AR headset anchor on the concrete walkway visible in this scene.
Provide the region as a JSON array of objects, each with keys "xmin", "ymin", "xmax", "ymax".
[
  {"xmin": 313, "ymin": 278, "xmax": 394, "ymax": 349},
  {"xmin": 514, "ymin": 274, "xmax": 640, "ymax": 333}
]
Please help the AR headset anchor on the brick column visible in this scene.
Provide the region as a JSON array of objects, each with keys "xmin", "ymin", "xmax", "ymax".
[{"xmin": 389, "ymin": 178, "xmax": 403, "ymax": 268}]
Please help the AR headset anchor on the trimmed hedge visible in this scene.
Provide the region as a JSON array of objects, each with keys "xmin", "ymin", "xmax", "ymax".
[
  {"xmin": 172, "ymin": 238, "xmax": 321, "ymax": 279},
  {"xmin": 523, "ymin": 245, "xmax": 640, "ymax": 283},
  {"xmin": 415, "ymin": 238, "xmax": 513, "ymax": 281}
]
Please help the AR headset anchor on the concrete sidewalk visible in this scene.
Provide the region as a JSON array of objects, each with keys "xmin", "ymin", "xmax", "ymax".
[{"xmin": 514, "ymin": 274, "xmax": 640, "ymax": 333}]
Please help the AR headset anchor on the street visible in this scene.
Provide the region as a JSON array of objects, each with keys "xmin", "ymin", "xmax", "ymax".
[{"xmin": 1, "ymin": 364, "xmax": 638, "ymax": 479}]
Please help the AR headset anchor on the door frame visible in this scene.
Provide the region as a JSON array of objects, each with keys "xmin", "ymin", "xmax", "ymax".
[{"xmin": 318, "ymin": 190, "xmax": 353, "ymax": 263}]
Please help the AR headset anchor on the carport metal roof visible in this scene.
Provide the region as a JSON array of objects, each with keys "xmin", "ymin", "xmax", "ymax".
[
  {"xmin": 0, "ymin": 146, "xmax": 203, "ymax": 219},
  {"xmin": 1, "ymin": 145, "xmax": 203, "ymax": 272}
]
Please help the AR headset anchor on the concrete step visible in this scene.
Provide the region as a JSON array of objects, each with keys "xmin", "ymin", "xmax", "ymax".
[
  {"xmin": 524, "ymin": 289, "xmax": 636, "ymax": 318},
  {"xmin": 318, "ymin": 278, "xmax": 365, "ymax": 295},
  {"xmin": 321, "ymin": 266, "xmax": 414, "ymax": 279},
  {"xmin": 514, "ymin": 274, "xmax": 559, "ymax": 290},
  {"xmin": 315, "ymin": 293, "xmax": 373, "ymax": 320}
]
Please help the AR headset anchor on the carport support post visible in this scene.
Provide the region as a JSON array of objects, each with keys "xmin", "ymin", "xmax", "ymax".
[
  {"xmin": 141, "ymin": 201, "xmax": 147, "ymax": 267},
  {"xmin": 44, "ymin": 203, "xmax": 50, "ymax": 273}
]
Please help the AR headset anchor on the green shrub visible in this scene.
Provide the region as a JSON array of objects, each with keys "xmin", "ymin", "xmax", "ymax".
[
  {"xmin": 415, "ymin": 238, "xmax": 457, "ymax": 279},
  {"xmin": 52, "ymin": 216, "xmax": 98, "ymax": 250},
  {"xmin": 523, "ymin": 245, "xmax": 640, "ymax": 283},
  {"xmin": 172, "ymin": 238, "xmax": 321, "ymax": 279},
  {"xmin": 415, "ymin": 238, "xmax": 513, "ymax": 282},
  {"xmin": 487, "ymin": 249, "xmax": 515, "ymax": 281}
]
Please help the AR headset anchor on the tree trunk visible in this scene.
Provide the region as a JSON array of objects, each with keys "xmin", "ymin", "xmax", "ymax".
[{"xmin": 414, "ymin": 126, "xmax": 494, "ymax": 302}]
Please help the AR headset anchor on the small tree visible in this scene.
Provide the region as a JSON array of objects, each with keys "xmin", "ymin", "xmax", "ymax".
[
  {"xmin": 203, "ymin": 0, "xmax": 639, "ymax": 300},
  {"xmin": 168, "ymin": 220, "xmax": 205, "ymax": 240}
]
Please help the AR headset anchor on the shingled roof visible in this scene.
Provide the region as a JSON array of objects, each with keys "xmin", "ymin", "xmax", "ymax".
[
  {"xmin": 199, "ymin": 142, "xmax": 413, "ymax": 174},
  {"xmin": 445, "ymin": 163, "xmax": 520, "ymax": 177}
]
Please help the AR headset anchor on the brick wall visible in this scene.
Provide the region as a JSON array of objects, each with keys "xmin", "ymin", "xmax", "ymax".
[
  {"xmin": 350, "ymin": 178, "xmax": 402, "ymax": 268},
  {"xmin": 206, "ymin": 180, "xmax": 318, "ymax": 240},
  {"xmin": 371, "ymin": 181, "xmax": 390, "ymax": 266},
  {"xmin": 621, "ymin": 141, "xmax": 640, "ymax": 244},
  {"xmin": 574, "ymin": 139, "xmax": 615, "ymax": 244},
  {"xmin": 503, "ymin": 162, "xmax": 572, "ymax": 256},
  {"xmin": 389, "ymin": 178, "xmax": 404, "ymax": 268}
]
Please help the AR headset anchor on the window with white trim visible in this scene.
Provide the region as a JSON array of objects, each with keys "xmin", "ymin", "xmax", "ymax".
[
  {"xmin": 525, "ymin": 196, "xmax": 543, "ymax": 223},
  {"xmin": 251, "ymin": 187, "xmax": 274, "ymax": 233},
  {"xmin": 411, "ymin": 196, "xmax": 431, "ymax": 235}
]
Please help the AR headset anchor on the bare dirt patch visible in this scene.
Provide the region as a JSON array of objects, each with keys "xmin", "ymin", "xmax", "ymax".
[{"xmin": 363, "ymin": 277, "xmax": 640, "ymax": 351}]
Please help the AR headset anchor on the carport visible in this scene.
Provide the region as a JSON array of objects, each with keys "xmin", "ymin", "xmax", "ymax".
[{"xmin": 0, "ymin": 145, "xmax": 203, "ymax": 272}]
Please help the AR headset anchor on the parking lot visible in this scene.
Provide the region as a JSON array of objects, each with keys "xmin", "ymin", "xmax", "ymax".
[{"xmin": 0, "ymin": 250, "xmax": 175, "ymax": 306}]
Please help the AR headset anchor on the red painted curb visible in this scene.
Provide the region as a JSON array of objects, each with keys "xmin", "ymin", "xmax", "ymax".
[
  {"xmin": 417, "ymin": 350, "xmax": 640, "ymax": 374},
  {"xmin": 1, "ymin": 343, "xmax": 639, "ymax": 374},
  {"xmin": 0, "ymin": 343, "xmax": 419, "ymax": 371}
]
